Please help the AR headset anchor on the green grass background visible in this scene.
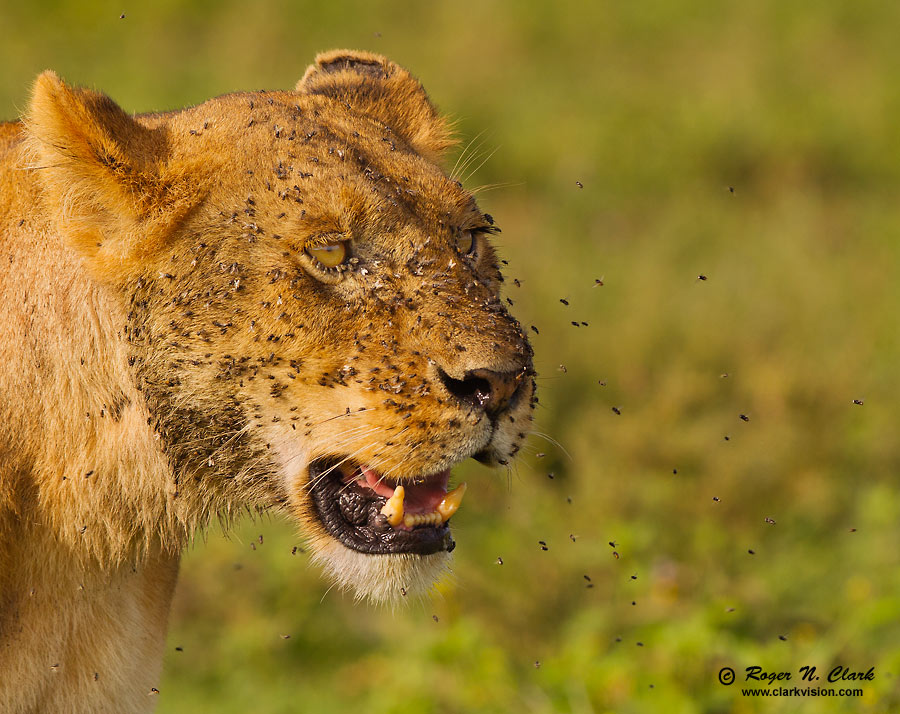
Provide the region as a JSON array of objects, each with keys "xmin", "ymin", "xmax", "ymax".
[{"xmin": 3, "ymin": 1, "xmax": 900, "ymax": 711}]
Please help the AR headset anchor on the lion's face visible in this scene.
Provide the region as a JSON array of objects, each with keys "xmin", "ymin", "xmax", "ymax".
[{"xmin": 29, "ymin": 51, "xmax": 534, "ymax": 601}]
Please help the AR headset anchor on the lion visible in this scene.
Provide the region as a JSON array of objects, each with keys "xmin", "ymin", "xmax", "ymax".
[{"xmin": 0, "ymin": 50, "xmax": 534, "ymax": 713}]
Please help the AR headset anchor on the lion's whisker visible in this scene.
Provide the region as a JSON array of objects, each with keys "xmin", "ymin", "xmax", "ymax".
[
  {"xmin": 449, "ymin": 129, "xmax": 488, "ymax": 181},
  {"xmin": 528, "ymin": 430, "xmax": 571, "ymax": 460},
  {"xmin": 460, "ymin": 144, "xmax": 501, "ymax": 186}
]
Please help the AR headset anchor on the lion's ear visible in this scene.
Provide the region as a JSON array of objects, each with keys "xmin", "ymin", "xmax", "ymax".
[
  {"xmin": 296, "ymin": 50, "xmax": 455, "ymax": 164},
  {"xmin": 26, "ymin": 71, "xmax": 203, "ymax": 279}
]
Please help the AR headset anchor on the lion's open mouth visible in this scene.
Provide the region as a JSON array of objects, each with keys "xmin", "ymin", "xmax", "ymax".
[{"xmin": 307, "ymin": 458, "xmax": 466, "ymax": 555}]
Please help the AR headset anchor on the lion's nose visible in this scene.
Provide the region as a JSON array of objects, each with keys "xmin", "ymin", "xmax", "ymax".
[{"xmin": 437, "ymin": 366, "xmax": 524, "ymax": 417}]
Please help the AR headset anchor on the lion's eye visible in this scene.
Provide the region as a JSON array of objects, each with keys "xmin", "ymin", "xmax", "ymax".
[
  {"xmin": 306, "ymin": 240, "xmax": 348, "ymax": 269},
  {"xmin": 457, "ymin": 230, "xmax": 476, "ymax": 256}
]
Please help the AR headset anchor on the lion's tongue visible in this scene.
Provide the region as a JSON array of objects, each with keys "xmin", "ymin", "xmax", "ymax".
[{"xmin": 362, "ymin": 466, "xmax": 450, "ymax": 514}]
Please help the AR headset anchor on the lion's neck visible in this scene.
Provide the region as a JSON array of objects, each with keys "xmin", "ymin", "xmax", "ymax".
[
  {"xmin": 0, "ymin": 520, "xmax": 180, "ymax": 714},
  {"xmin": 0, "ymin": 147, "xmax": 186, "ymax": 561}
]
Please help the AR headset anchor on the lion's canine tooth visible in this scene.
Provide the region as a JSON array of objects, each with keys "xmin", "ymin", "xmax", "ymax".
[
  {"xmin": 380, "ymin": 485, "xmax": 405, "ymax": 527},
  {"xmin": 437, "ymin": 482, "xmax": 467, "ymax": 522}
]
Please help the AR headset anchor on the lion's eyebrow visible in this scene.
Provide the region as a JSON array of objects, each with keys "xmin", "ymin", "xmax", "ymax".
[{"xmin": 304, "ymin": 231, "xmax": 346, "ymax": 247}]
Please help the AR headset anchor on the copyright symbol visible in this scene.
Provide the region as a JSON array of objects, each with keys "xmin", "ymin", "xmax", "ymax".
[{"xmin": 719, "ymin": 667, "xmax": 735, "ymax": 685}]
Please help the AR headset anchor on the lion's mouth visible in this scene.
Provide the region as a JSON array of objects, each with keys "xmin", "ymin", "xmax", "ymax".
[{"xmin": 307, "ymin": 458, "xmax": 466, "ymax": 555}]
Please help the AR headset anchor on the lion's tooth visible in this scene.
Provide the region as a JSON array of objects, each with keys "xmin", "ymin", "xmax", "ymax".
[
  {"xmin": 437, "ymin": 482, "xmax": 467, "ymax": 522},
  {"xmin": 399, "ymin": 511, "xmax": 446, "ymax": 529},
  {"xmin": 380, "ymin": 485, "xmax": 405, "ymax": 527}
]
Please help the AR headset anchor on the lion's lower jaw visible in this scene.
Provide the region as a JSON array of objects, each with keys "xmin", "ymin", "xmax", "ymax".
[{"xmin": 310, "ymin": 537, "xmax": 453, "ymax": 603}]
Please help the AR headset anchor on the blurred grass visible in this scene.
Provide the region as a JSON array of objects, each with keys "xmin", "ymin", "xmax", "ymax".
[{"xmin": 4, "ymin": 0, "xmax": 900, "ymax": 711}]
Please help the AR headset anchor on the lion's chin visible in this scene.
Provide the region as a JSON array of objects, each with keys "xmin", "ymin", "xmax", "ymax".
[{"xmin": 309, "ymin": 536, "xmax": 453, "ymax": 603}]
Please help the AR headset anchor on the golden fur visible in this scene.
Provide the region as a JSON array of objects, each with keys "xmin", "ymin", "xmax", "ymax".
[{"xmin": 0, "ymin": 50, "xmax": 534, "ymax": 713}]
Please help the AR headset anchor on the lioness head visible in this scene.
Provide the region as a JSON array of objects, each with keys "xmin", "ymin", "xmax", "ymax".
[{"xmin": 27, "ymin": 50, "xmax": 535, "ymax": 601}]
